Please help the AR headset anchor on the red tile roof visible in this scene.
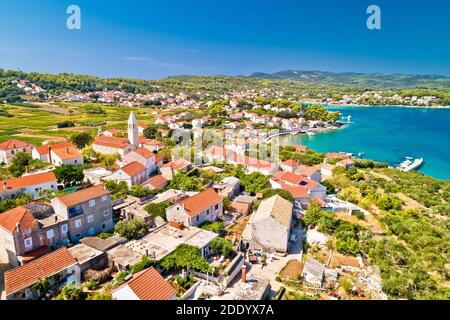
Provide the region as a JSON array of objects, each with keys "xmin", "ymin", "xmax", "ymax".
[
  {"xmin": 0, "ymin": 171, "xmax": 57, "ymax": 191},
  {"xmin": 93, "ymin": 136, "xmax": 129, "ymax": 149},
  {"xmin": 282, "ymin": 159, "xmax": 298, "ymax": 167},
  {"xmin": 291, "ymin": 145, "xmax": 308, "ymax": 152},
  {"xmin": 0, "ymin": 206, "xmax": 38, "ymax": 233},
  {"xmin": 279, "ymin": 182, "xmax": 309, "ymax": 199},
  {"xmin": 115, "ymin": 267, "xmax": 176, "ymax": 300},
  {"xmin": 154, "ymin": 154, "xmax": 164, "ymax": 164},
  {"xmin": 134, "ymin": 147, "xmax": 155, "ymax": 159},
  {"xmin": 121, "ymin": 161, "xmax": 146, "ymax": 177},
  {"xmin": 0, "ymin": 139, "xmax": 34, "ymax": 150},
  {"xmin": 51, "ymin": 146, "xmax": 82, "ymax": 161},
  {"xmin": 144, "ymin": 175, "xmax": 168, "ymax": 189},
  {"xmin": 177, "ymin": 188, "xmax": 222, "ymax": 217},
  {"xmin": 144, "ymin": 139, "xmax": 165, "ymax": 146},
  {"xmin": 325, "ymin": 152, "xmax": 350, "ymax": 159},
  {"xmin": 4, "ymin": 248, "xmax": 77, "ymax": 296},
  {"xmin": 35, "ymin": 141, "xmax": 72, "ymax": 155},
  {"xmin": 272, "ymin": 171, "xmax": 319, "ymax": 190},
  {"xmin": 56, "ymin": 185, "xmax": 110, "ymax": 207},
  {"xmin": 163, "ymin": 159, "xmax": 191, "ymax": 170}
]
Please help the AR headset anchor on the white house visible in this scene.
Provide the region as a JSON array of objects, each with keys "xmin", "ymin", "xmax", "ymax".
[
  {"xmin": 0, "ymin": 171, "xmax": 58, "ymax": 200},
  {"xmin": 0, "ymin": 139, "xmax": 34, "ymax": 165}
]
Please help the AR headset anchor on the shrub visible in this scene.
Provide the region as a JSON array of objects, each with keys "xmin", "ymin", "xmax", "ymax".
[{"xmin": 114, "ymin": 218, "xmax": 148, "ymax": 240}]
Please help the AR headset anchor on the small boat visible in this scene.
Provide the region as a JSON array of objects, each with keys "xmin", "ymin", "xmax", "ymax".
[
  {"xmin": 306, "ymin": 132, "xmax": 315, "ymax": 136},
  {"xmin": 357, "ymin": 151, "xmax": 365, "ymax": 157},
  {"xmin": 397, "ymin": 157, "xmax": 424, "ymax": 172}
]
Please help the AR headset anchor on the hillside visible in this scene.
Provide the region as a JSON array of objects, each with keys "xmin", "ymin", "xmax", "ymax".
[{"xmin": 246, "ymin": 70, "xmax": 450, "ymax": 90}]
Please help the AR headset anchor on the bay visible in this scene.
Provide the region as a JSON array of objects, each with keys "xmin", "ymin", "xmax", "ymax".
[{"xmin": 279, "ymin": 106, "xmax": 450, "ymax": 180}]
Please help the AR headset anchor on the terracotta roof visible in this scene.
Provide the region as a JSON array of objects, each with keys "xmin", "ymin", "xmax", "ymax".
[
  {"xmin": 291, "ymin": 145, "xmax": 308, "ymax": 152},
  {"xmin": 35, "ymin": 141, "xmax": 72, "ymax": 155},
  {"xmin": 114, "ymin": 267, "xmax": 176, "ymax": 300},
  {"xmin": 0, "ymin": 139, "xmax": 34, "ymax": 150},
  {"xmin": 207, "ymin": 146, "xmax": 230, "ymax": 158},
  {"xmin": 272, "ymin": 171, "xmax": 319, "ymax": 190},
  {"xmin": 229, "ymin": 201, "xmax": 250, "ymax": 214},
  {"xmin": 4, "ymin": 248, "xmax": 77, "ymax": 296},
  {"xmin": 0, "ymin": 206, "xmax": 38, "ymax": 233},
  {"xmin": 105, "ymin": 128, "xmax": 121, "ymax": 134},
  {"xmin": 144, "ymin": 175, "xmax": 168, "ymax": 189},
  {"xmin": 56, "ymin": 185, "xmax": 110, "ymax": 207},
  {"xmin": 93, "ymin": 136, "xmax": 130, "ymax": 149},
  {"xmin": 154, "ymin": 154, "xmax": 164, "ymax": 164},
  {"xmin": 295, "ymin": 165, "xmax": 320, "ymax": 177},
  {"xmin": 163, "ymin": 159, "xmax": 191, "ymax": 170},
  {"xmin": 282, "ymin": 159, "xmax": 298, "ymax": 167},
  {"xmin": 311, "ymin": 196, "xmax": 327, "ymax": 207},
  {"xmin": 325, "ymin": 152, "xmax": 350, "ymax": 159},
  {"xmin": 144, "ymin": 139, "xmax": 165, "ymax": 146},
  {"xmin": 134, "ymin": 147, "xmax": 155, "ymax": 159},
  {"xmin": 279, "ymin": 182, "xmax": 309, "ymax": 198},
  {"xmin": 121, "ymin": 161, "xmax": 146, "ymax": 177},
  {"xmin": 176, "ymin": 188, "xmax": 222, "ymax": 217},
  {"xmin": 0, "ymin": 171, "xmax": 57, "ymax": 191},
  {"xmin": 19, "ymin": 246, "xmax": 50, "ymax": 263},
  {"xmin": 51, "ymin": 146, "xmax": 82, "ymax": 161}
]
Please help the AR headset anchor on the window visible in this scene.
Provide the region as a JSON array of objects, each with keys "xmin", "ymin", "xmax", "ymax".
[
  {"xmin": 215, "ymin": 204, "xmax": 219, "ymax": 210},
  {"xmin": 24, "ymin": 237, "xmax": 32, "ymax": 248},
  {"xmin": 61, "ymin": 224, "xmax": 68, "ymax": 233},
  {"xmin": 88, "ymin": 199, "xmax": 96, "ymax": 207},
  {"xmin": 75, "ymin": 233, "xmax": 81, "ymax": 239},
  {"xmin": 101, "ymin": 195, "xmax": 108, "ymax": 202},
  {"xmin": 87, "ymin": 214, "xmax": 94, "ymax": 223},
  {"xmin": 47, "ymin": 229, "xmax": 54, "ymax": 239},
  {"xmin": 74, "ymin": 160, "xmax": 77, "ymax": 164},
  {"xmin": 88, "ymin": 227, "xmax": 94, "ymax": 236},
  {"xmin": 207, "ymin": 209, "xmax": 210, "ymax": 215},
  {"xmin": 101, "ymin": 223, "xmax": 106, "ymax": 230},
  {"xmin": 75, "ymin": 219, "xmax": 82, "ymax": 228},
  {"xmin": 103, "ymin": 210, "xmax": 110, "ymax": 217}
]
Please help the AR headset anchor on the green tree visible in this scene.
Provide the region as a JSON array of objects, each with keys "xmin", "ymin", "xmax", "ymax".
[
  {"xmin": 209, "ymin": 237, "xmax": 234, "ymax": 258},
  {"xmin": 114, "ymin": 218, "xmax": 148, "ymax": 240},
  {"xmin": 8, "ymin": 152, "xmax": 33, "ymax": 177},
  {"xmin": 144, "ymin": 202, "xmax": 171, "ymax": 220},
  {"xmin": 143, "ymin": 125, "xmax": 158, "ymax": 139},
  {"xmin": 70, "ymin": 132, "xmax": 93, "ymax": 149},
  {"xmin": 160, "ymin": 244, "xmax": 209, "ymax": 273},
  {"xmin": 54, "ymin": 164, "xmax": 84, "ymax": 187}
]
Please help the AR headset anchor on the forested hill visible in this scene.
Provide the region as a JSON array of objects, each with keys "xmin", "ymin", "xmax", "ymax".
[{"xmin": 246, "ymin": 70, "xmax": 450, "ymax": 90}]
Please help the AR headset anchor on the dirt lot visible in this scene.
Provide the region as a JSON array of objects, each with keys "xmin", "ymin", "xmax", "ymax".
[
  {"xmin": 329, "ymin": 252, "xmax": 360, "ymax": 268},
  {"xmin": 334, "ymin": 211, "xmax": 384, "ymax": 234},
  {"xmin": 280, "ymin": 260, "xmax": 303, "ymax": 280}
]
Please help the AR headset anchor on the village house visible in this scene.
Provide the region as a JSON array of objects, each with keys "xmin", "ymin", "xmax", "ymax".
[
  {"xmin": 0, "ymin": 171, "xmax": 58, "ymax": 200},
  {"xmin": 31, "ymin": 141, "xmax": 73, "ymax": 162},
  {"xmin": 103, "ymin": 128, "xmax": 122, "ymax": 137},
  {"xmin": 295, "ymin": 165, "xmax": 322, "ymax": 183},
  {"xmin": 49, "ymin": 146, "xmax": 84, "ymax": 166},
  {"xmin": 142, "ymin": 175, "xmax": 168, "ymax": 190},
  {"xmin": 336, "ymin": 159, "xmax": 356, "ymax": 169},
  {"xmin": 0, "ymin": 139, "xmax": 34, "ymax": 165},
  {"xmin": 83, "ymin": 167, "xmax": 113, "ymax": 185},
  {"xmin": 105, "ymin": 161, "xmax": 147, "ymax": 188},
  {"xmin": 50, "ymin": 185, "xmax": 114, "ymax": 243},
  {"xmin": 280, "ymin": 159, "xmax": 298, "ymax": 172},
  {"xmin": 141, "ymin": 139, "xmax": 166, "ymax": 153},
  {"xmin": 122, "ymin": 147, "xmax": 157, "ymax": 177},
  {"xmin": 160, "ymin": 158, "xmax": 193, "ymax": 181},
  {"xmin": 0, "ymin": 203, "xmax": 58, "ymax": 267},
  {"xmin": 92, "ymin": 112, "xmax": 139, "ymax": 157},
  {"xmin": 111, "ymin": 267, "xmax": 176, "ymax": 300},
  {"xmin": 242, "ymin": 195, "xmax": 293, "ymax": 253},
  {"xmin": 166, "ymin": 188, "xmax": 223, "ymax": 227},
  {"xmin": 4, "ymin": 247, "xmax": 81, "ymax": 300},
  {"xmin": 271, "ymin": 171, "xmax": 326, "ymax": 202},
  {"xmin": 213, "ymin": 176, "xmax": 240, "ymax": 198}
]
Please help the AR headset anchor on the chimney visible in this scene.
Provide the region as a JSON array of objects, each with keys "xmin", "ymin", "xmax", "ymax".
[
  {"xmin": 15, "ymin": 222, "xmax": 20, "ymax": 233},
  {"xmin": 241, "ymin": 265, "xmax": 247, "ymax": 283},
  {"xmin": 3, "ymin": 181, "xmax": 7, "ymax": 189},
  {"xmin": 55, "ymin": 216, "xmax": 58, "ymax": 223},
  {"xmin": 145, "ymin": 249, "xmax": 149, "ymax": 257},
  {"xmin": 67, "ymin": 147, "xmax": 69, "ymax": 153},
  {"xmin": 48, "ymin": 146, "xmax": 52, "ymax": 164}
]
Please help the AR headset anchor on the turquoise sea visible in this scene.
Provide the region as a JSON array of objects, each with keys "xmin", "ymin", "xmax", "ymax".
[{"xmin": 279, "ymin": 106, "xmax": 450, "ymax": 180}]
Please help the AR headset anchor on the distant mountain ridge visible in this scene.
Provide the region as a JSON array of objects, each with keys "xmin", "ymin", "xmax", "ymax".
[{"xmin": 245, "ymin": 70, "xmax": 450, "ymax": 89}]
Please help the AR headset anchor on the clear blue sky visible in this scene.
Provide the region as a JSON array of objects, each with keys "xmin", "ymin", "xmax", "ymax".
[{"xmin": 0, "ymin": 0, "xmax": 449, "ymax": 79}]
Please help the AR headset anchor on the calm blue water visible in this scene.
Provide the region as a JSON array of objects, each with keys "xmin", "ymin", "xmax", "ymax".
[{"xmin": 279, "ymin": 106, "xmax": 450, "ymax": 180}]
